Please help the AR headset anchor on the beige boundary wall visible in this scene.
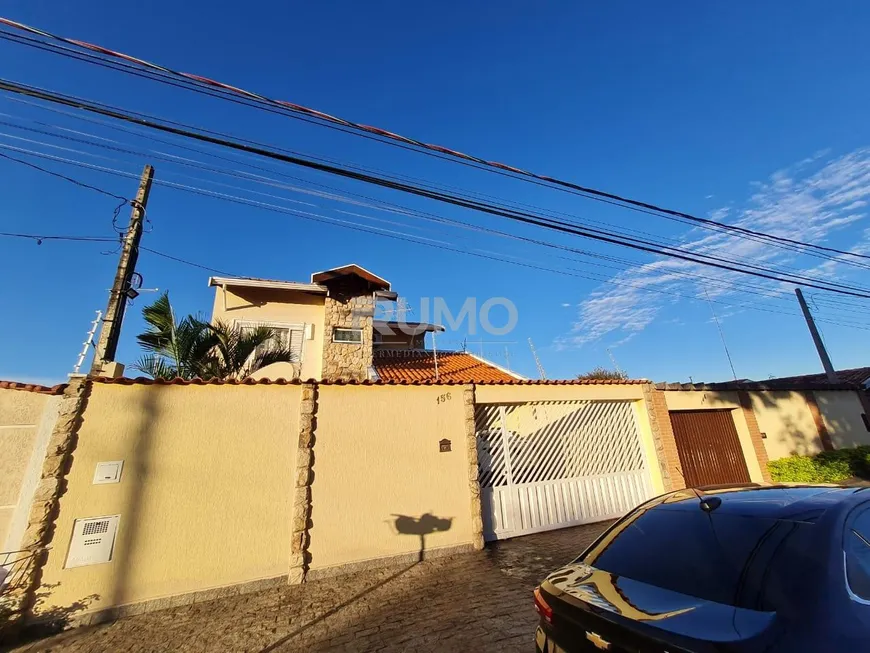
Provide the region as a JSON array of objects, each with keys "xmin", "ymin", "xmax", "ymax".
[
  {"xmin": 35, "ymin": 383, "xmax": 300, "ymax": 620},
  {"xmin": 814, "ymin": 390, "xmax": 870, "ymax": 450},
  {"xmin": 307, "ymin": 385, "xmax": 475, "ymax": 575},
  {"xmin": 21, "ymin": 379, "xmax": 748, "ymax": 626},
  {"xmin": 0, "ymin": 387, "xmax": 62, "ymax": 554}
]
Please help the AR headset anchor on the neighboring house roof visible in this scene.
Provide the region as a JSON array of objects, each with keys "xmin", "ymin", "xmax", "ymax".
[
  {"xmin": 311, "ymin": 264, "xmax": 391, "ymax": 291},
  {"xmin": 373, "ymin": 349, "xmax": 523, "ymax": 383},
  {"xmin": 208, "ymin": 263, "xmax": 391, "ymax": 295},
  {"xmin": 657, "ymin": 366, "xmax": 870, "ymax": 393},
  {"xmin": 208, "ymin": 276, "xmax": 327, "ymax": 294},
  {"xmin": 757, "ymin": 366, "xmax": 870, "ymax": 388},
  {"xmin": 374, "ymin": 320, "xmax": 445, "ymax": 335}
]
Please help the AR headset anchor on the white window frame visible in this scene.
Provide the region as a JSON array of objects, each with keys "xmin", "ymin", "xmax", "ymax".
[
  {"xmin": 333, "ymin": 327, "xmax": 363, "ymax": 344},
  {"xmin": 233, "ymin": 320, "xmax": 305, "ymax": 363}
]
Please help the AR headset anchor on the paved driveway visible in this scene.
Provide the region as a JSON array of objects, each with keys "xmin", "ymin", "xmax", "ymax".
[{"xmin": 11, "ymin": 522, "xmax": 610, "ymax": 653}]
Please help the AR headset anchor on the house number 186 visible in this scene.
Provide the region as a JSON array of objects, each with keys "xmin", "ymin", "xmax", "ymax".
[{"xmin": 436, "ymin": 392, "xmax": 452, "ymax": 405}]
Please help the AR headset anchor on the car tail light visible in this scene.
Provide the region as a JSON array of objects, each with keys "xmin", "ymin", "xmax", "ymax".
[{"xmin": 534, "ymin": 587, "xmax": 553, "ymax": 624}]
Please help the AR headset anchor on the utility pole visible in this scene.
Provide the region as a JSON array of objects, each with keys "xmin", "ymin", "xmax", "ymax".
[
  {"xmin": 795, "ymin": 287, "xmax": 839, "ymax": 383},
  {"xmin": 91, "ymin": 165, "xmax": 154, "ymax": 374}
]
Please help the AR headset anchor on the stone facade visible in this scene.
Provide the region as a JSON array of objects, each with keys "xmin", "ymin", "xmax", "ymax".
[
  {"xmin": 642, "ymin": 384, "xmax": 680, "ymax": 491},
  {"xmin": 737, "ymin": 391, "xmax": 773, "ymax": 482},
  {"xmin": 1, "ymin": 376, "xmax": 90, "ymax": 634},
  {"xmin": 289, "ymin": 383, "xmax": 317, "ymax": 584},
  {"xmin": 463, "ymin": 386, "xmax": 485, "ymax": 551},
  {"xmin": 320, "ymin": 279, "xmax": 375, "ymax": 382}
]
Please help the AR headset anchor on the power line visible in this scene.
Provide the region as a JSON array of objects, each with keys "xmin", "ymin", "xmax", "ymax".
[
  {"xmin": 0, "ymin": 148, "xmax": 128, "ymax": 202},
  {"xmin": 0, "ymin": 229, "xmax": 235, "ymax": 275},
  {"xmin": 6, "ymin": 143, "xmax": 870, "ymax": 334},
  {"xmin": 0, "ymin": 117, "xmax": 836, "ymax": 306},
  {"xmin": 0, "ymin": 231, "xmax": 116, "ymax": 243},
  {"xmin": 6, "ymin": 106, "xmax": 870, "ymax": 285},
  {"xmin": 4, "ymin": 79, "xmax": 870, "ymax": 301},
  {"xmin": 3, "ymin": 131, "xmax": 866, "ymax": 315},
  {"xmin": 2, "ymin": 17, "xmax": 867, "ymax": 263}
]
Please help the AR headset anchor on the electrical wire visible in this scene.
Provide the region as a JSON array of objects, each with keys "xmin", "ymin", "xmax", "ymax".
[
  {"xmin": 0, "ymin": 231, "xmax": 116, "ymax": 243},
  {"xmin": 2, "ymin": 129, "xmax": 866, "ymax": 315},
  {"xmin": 5, "ymin": 140, "xmax": 870, "ymax": 332},
  {"xmin": 6, "ymin": 105, "xmax": 870, "ymax": 284},
  {"xmin": 0, "ymin": 148, "xmax": 128, "ymax": 202},
  {"xmin": 3, "ymin": 79, "xmax": 870, "ymax": 301},
  {"xmin": 2, "ymin": 17, "xmax": 868, "ymax": 263}
]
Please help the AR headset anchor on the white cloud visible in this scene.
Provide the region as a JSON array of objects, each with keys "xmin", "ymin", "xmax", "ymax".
[
  {"xmin": 558, "ymin": 148, "xmax": 870, "ymax": 347},
  {"xmin": 561, "ymin": 302, "xmax": 571, "ymax": 308}
]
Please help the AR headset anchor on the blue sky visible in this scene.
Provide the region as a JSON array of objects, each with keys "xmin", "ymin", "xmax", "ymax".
[{"xmin": 2, "ymin": 1, "xmax": 870, "ymax": 384}]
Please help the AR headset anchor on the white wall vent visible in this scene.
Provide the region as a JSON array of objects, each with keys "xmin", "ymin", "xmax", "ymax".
[
  {"xmin": 65, "ymin": 515, "xmax": 120, "ymax": 568},
  {"xmin": 93, "ymin": 460, "xmax": 124, "ymax": 484}
]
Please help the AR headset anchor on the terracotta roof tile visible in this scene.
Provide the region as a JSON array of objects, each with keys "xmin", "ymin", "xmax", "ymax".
[
  {"xmin": 373, "ymin": 350, "xmax": 518, "ymax": 383},
  {"xmin": 91, "ymin": 374, "xmax": 649, "ymax": 387},
  {"xmin": 93, "ymin": 377, "xmax": 304, "ymax": 386},
  {"xmin": 0, "ymin": 380, "xmax": 67, "ymax": 395}
]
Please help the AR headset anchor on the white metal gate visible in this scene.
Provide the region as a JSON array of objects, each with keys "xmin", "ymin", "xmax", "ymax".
[{"xmin": 476, "ymin": 400, "xmax": 654, "ymax": 541}]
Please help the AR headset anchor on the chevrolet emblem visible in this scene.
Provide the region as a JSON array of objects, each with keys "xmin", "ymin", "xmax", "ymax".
[{"xmin": 586, "ymin": 631, "xmax": 611, "ymax": 651}]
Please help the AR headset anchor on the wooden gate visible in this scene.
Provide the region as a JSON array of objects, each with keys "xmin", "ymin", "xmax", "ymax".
[
  {"xmin": 475, "ymin": 400, "xmax": 655, "ymax": 541},
  {"xmin": 669, "ymin": 410, "xmax": 751, "ymax": 487}
]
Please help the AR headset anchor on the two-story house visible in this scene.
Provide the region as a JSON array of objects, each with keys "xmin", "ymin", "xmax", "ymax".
[{"xmin": 208, "ymin": 263, "xmax": 522, "ymax": 382}]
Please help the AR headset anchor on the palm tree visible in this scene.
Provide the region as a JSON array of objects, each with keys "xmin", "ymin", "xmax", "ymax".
[{"xmin": 133, "ymin": 292, "xmax": 297, "ymax": 380}]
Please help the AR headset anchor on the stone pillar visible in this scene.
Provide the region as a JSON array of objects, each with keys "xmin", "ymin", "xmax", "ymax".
[
  {"xmin": 464, "ymin": 385, "xmax": 485, "ymax": 551},
  {"xmin": 737, "ymin": 391, "xmax": 772, "ymax": 482},
  {"xmin": 642, "ymin": 384, "xmax": 681, "ymax": 491},
  {"xmin": 289, "ymin": 383, "xmax": 317, "ymax": 584},
  {"xmin": 1, "ymin": 376, "xmax": 90, "ymax": 632},
  {"xmin": 320, "ymin": 282, "xmax": 374, "ymax": 381}
]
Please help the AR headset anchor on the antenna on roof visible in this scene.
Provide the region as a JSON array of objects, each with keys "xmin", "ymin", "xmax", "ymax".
[
  {"xmin": 528, "ymin": 338, "xmax": 547, "ymax": 380},
  {"xmin": 606, "ymin": 347, "xmax": 625, "ymax": 377}
]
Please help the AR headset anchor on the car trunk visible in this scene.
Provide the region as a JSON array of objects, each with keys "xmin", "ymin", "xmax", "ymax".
[{"xmin": 539, "ymin": 566, "xmax": 780, "ymax": 653}]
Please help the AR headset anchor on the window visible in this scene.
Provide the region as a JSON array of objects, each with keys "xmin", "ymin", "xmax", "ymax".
[
  {"xmin": 235, "ymin": 321, "xmax": 303, "ymax": 362},
  {"xmin": 333, "ymin": 327, "xmax": 362, "ymax": 344},
  {"xmin": 845, "ymin": 505, "xmax": 870, "ymax": 600},
  {"xmin": 583, "ymin": 507, "xmax": 806, "ymax": 609}
]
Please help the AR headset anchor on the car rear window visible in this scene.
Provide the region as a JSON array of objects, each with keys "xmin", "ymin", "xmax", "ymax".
[
  {"xmin": 583, "ymin": 507, "xmax": 804, "ymax": 610},
  {"xmin": 845, "ymin": 505, "xmax": 870, "ymax": 601}
]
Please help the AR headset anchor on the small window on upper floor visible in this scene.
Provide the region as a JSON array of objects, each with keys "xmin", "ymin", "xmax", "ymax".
[{"xmin": 333, "ymin": 327, "xmax": 362, "ymax": 344}]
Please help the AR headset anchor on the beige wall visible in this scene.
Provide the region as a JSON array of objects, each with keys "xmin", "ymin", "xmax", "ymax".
[
  {"xmin": 37, "ymin": 383, "xmax": 299, "ymax": 616},
  {"xmin": 307, "ymin": 385, "xmax": 473, "ymax": 571},
  {"xmin": 749, "ymin": 391, "xmax": 823, "ymax": 461},
  {"xmin": 663, "ymin": 391, "xmax": 764, "ymax": 483},
  {"xmin": 211, "ymin": 285, "xmax": 325, "ymax": 381},
  {"xmin": 815, "ymin": 390, "xmax": 870, "ymax": 449},
  {"xmin": 0, "ymin": 389, "xmax": 57, "ymax": 551},
  {"xmin": 475, "ymin": 384, "xmax": 647, "ymax": 404}
]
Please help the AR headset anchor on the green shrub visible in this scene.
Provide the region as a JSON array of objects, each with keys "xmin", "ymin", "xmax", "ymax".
[{"xmin": 768, "ymin": 446, "xmax": 870, "ymax": 483}]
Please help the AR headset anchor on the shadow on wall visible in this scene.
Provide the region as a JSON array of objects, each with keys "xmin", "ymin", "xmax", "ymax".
[
  {"xmin": 753, "ymin": 391, "xmax": 824, "ymax": 458},
  {"xmin": 814, "ymin": 392, "xmax": 867, "ymax": 449},
  {"xmin": 391, "ymin": 513, "xmax": 452, "ymax": 562},
  {"xmin": 111, "ymin": 385, "xmax": 160, "ymax": 610},
  {"xmin": 7, "ymin": 583, "xmax": 99, "ymax": 644}
]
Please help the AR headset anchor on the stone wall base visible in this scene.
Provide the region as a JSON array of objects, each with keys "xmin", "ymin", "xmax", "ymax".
[
  {"xmin": 26, "ymin": 575, "xmax": 287, "ymax": 631},
  {"xmin": 306, "ymin": 542, "xmax": 476, "ymax": 582}
]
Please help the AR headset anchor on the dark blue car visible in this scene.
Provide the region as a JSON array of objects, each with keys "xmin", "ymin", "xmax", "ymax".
[{"xmin": 534, "ymin": 484, "xmax": 870, "ymax": 652}]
